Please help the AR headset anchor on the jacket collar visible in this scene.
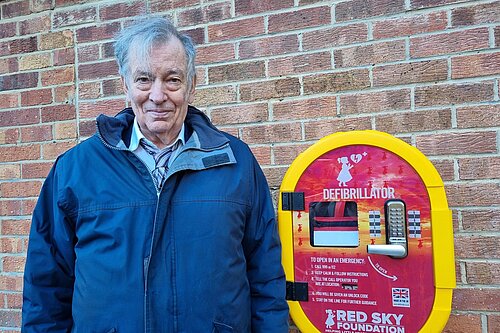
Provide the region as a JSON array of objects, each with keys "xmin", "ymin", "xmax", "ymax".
[{"xmin": 96, "ymin": 106, "xmax": 229, "ymax": 152}]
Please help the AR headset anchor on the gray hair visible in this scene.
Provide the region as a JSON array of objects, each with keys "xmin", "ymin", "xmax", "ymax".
[{"xmin": 114, "ymin": 17, "xmax": 196, "ymax": 90}]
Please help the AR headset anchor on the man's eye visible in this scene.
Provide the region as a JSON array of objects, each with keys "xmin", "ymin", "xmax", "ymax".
[{"xmin": 136, "ymin": 77, "xmax": 150, "ymax": 83}]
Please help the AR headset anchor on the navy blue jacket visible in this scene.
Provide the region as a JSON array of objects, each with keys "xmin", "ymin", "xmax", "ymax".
[{"xmin": 22, "ymin": 107, "xmax": 289, "ymax": 332}]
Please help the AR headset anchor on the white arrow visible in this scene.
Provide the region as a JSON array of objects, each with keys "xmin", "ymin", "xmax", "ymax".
[{"xmin": 368, "ymin": 256, "xmax": 398, "ymax": 281}]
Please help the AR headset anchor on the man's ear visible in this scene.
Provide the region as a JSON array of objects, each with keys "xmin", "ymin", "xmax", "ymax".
[
  {"xmin": 121, "ymin": 76, "xmax": 129, "ymax": 95},
  {"xmin": 188, "ymin": 74, "xmax": 197, "ymax": 104}
]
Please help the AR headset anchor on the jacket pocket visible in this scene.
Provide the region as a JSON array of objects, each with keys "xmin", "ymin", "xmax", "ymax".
[{"xmin": 212, "ymin": 322, "xmax": 233, "ymax": 333}]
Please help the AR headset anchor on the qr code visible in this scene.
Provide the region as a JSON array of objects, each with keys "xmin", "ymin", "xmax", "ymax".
[{"xmin": 392, "ymin": 288, "xmax": 410, "ymax": 307}]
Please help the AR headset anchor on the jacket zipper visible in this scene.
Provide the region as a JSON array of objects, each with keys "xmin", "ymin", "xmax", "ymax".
[{"xmin": 96, "ymin": 128, "xmax": 162, "ymax": 332}]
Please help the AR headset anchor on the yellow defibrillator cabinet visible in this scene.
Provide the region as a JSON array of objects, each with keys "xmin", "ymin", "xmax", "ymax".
[{"xmin": 278, "ymin": 130, "xmax": 455, "ymax": 333}]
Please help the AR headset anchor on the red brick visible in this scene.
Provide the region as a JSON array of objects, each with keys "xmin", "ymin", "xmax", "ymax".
[
  {"xmin": 181, "ymin": 27, "xmax": 204, "ymax": 45},
  {"xmin": 53, "ymin": 6, "xmax": 97, "ymax": 28},
  {"xmin": 102, "ymin": 78, "xmax": 124, "ymax": 97},
  {"xmin": 76, "ymin": 22, "xmax": 121, "ymax": 44},
  {"xmin": 40, "ymin": 104, "xmax": 76, "ymax": 122},
  {"xmin": 373, "ymin": 60, "xmax": 447, "ymax": 87},
  {"xmin": 466, "ymin": 262, "xmax": 500, "ymax": 285},
  {"xmin": 0, "ymin": 200, "xmax": 22, "ymax": 216},
  {"xmin": 249, "ymin": 146, "xmax": 271, "ymax": 166},
  {"xmin": 336, "ymin": 0, "xmax": 405, "ymax": 21},
  {"xmin": 2, "ymin": 256, "xmax": 25, "ymax": 273},
  {"xmin": 99, "ymin": 1, "xmax": 146, "ymax": 21},
  {"xmin": 0, "ymin": 128, "xmax": 20, "ymax": 145},
  {"xmin": 31, "ymin": 0, "xmax": 53, "ymax": 13},
  {"xmin": 453, "ymin": 288, "xmax": 500, "ymax": 311},
  {"xmin": 0, "ymin": 238, "xmax": 24, "ymax": 253},
  {"xmin": 416, "ymin": 131, "xmax": 497, "ymax": 156},
  {"xmin": 268, "ymin": 6, "xmax": 331, "ymax": 33},
  {"xmin": 78, "ymin": 61, "xmax": 118, "ymax": 81},
  {"xmin": 0, "ymin": 72, "xmax": 38, "ymax": 91},
  {"xmin": 335, "ymin": 40, "xmax": 405, "ymax": 68},
  {"xmin": 303, "ymin": 69, "xmax": 370, "ymax": 94},
  {"xmin": 0, "ymin": 180, "xmax": 42, "ymax": 198},
  {"xmin": 0, "ymin": 22, "xmax": 16, "ymax": 39},
  {"xmin": 455, "ymin": 234, "xmax": 500, "ymax": 259},
  {"xmin": 496, "ymin": 26, "xmax": 500, "ymax": 48},
  {"xmin": 78, "ymin": 82, "xmax": 101, "ymax": 100},
  {"xmin": 208, "ymin": 17, "xmax": 265, "ymax": 42},
  {"xmin": 101, "ymin": 42, "xmax": 115, "ymax": 59},
  {"xmin": 304, "ymin": 117, "xmax": 372, "ymax": 140},
  {"xmin": 21, "ymin": 125, "xmax": 53, "ymax": 143},
  {"xmin": 0, "ymin": 309, "xmax": 21, "ymax": 327},
  {"xmin": 0, "ymin": 165, "xmax": 20, "ymax": 180},
  {"xmin": 210, "ymin": 103, "xmax": 268, "ymax": 126},
  {"xmin": 196, "ymin": 43, "xmax": 235, "ymax": 65},
  {"xmin": 1, "ymin": 0, "xmax": 30, "ymax": 19},
  {"xmin": 6, "ymin": 293, "xmax": 23, "ymax": 309},
  {"xmin": 0, "ymin": 58, "xmax": 19, "ymax": 75},
  {"xmin": 459, "ymin": 156, "xmax": 500, "ymax": 180},
  {"xmin": 22, "ymin": 162, "xmax": 53, "ymax": 179},
  {"xmin": 0, "ymin": 93, "xmax": 19, "ymax": 109},
  {"xmin": 1, "ymin": 219, "xmax": 31, "ymax": 236},
  {"xmin": 0, "ymin": 145, "xmax": 40, "ymax": 163},
  {"xmin": 0, "ymin": 108, "xmax": 40, "ymax": 127},
  {"xmin": 19, "ymin": 13, "xmax": 51, "ymax": 35},
  {"xmin": 77, "ymin": 44, "xmax": 100, "ymax": 63},
  {"xmin": 23, "ymin": 198, "xmax": 37, "ymax": 215},
  {"xmin": 235, "ymin": 0, "xmax": 293, "ymax": 16},
  {"xmin": 415, "ymin": 82, "xmax": 494, "ymax": 107},
  {"xmin": 273, "ymin": 96, "xmax": 337, "ymax": 121},
  {"xmin": 0, "ymin": 129, "xmax": 19, "ymax": 145},
  {"xmin": 376, "ymin": 109, "xmax": 452, "ymax": 134},
  {"xmin": 273, "ymin": 144, "xmax": 311, "ymax": 165},
  {"xmin": 411, "ymin": 0, "xmax": 467, "ymax": 9},
  {"xmin": 411, "ymin": 28, "xmax": 489, "ymax": 58},
  {"xmin": 79, "ymin": 99, "xmax": 126, "ymax": 119},
  {"xmin": 240, "ymin": 34, "xmax": 297, "ymax": 59},
  {"xmin": 488, "ymin": 314, "xmax": 500, "ymax": 332},
  {"xmin": 0, "ymin": 276, "xmax": 23, "ymax": 291},
  {"xmin": 54, "ymin": 122, "xmax": 77, "ymax": 140},
  {"xmin": 195, "ymin": 85, "xmax": 237, "ymax": 107},
  {"xmin": 79, "ymin": 120, "xmax": 97, "ymax": 137},
  {"xmin": 54, "ymin": 85, "xmax": 75, "ymax": 104},
  {"xmin": 457, "ymin": 104, "xmax": 500, "ymax": 129},
  {"xmin": 262, "ymin": 166, "xmax": 287, "ymax": 188},
  {"xmin": 150, "ymin": 0, "xmax": 199, "ymax": 12},
  {"xmin": 447, "ymin": 182, "xmax": 500, "ymax": 207},
  {"xmin": 53, "ymin": 48, "xmax": 75, "ymax": 66},
  {"xmin": 269, "ymin": 52, "xmax": 331, "ymax": 77},
  {"xmin": 21, "ymin": 89, "xmax": 53, "ymax": 107},
  {"xmin": 452, "ymin": 52, "xmax": 500, "ymax": 79},
  {"xmin": 1, "ymin": 37, "xmax": 37, "ymax": 57},
  {"xmin": 443, "ymin": 313, "xmax": 482, "ymax": 333},
  {"xmin": 41, "ymin": 67, "xmax": 75, "ymax": 86},
  {"xmin": 240, "ymin": 78, "xmax": 300, "ymax": 102},
  {"xmin": 42, "ymin": 141, "xmax": 76, "ymax": 160},
  {"xmin": 373, "ymin": 11, "xmax": 447, "ymax": 39},
  {"xmin": 431, "ymin": 159, "xmax": 455, "ymax": 182},
  {"xmin": 452, "ymin": 1, "xmax": 500, "ymax": 27},
  {"xmin": 241, "ymin": 123, "xmax": 302, "ymax": 145},
  {"xmin": 303, "ymin": 23, "xmax": 368, "ymax": 50},
  {"xmin": 462, "ymin": 210, "xmax": 499, "ymax": 232},
  {"xmin": 178, "ymin": 2, "xmax": 231, "ymax": 27},
  {"xmin": 208, "ymin": 61, "xmax": 265, "ymax": 84},
  {"xmin": 39, "ymin": 30, "xmax": 74, "ymax": 50},
  {"xmin": 340, "ymin": 89, "xmax": 410, "ymax": 115}
]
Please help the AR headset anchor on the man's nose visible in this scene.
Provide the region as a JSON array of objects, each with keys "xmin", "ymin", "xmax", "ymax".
[{"xmin": 149, "ymin": 80, "xmax": 166, "ymax": 104}]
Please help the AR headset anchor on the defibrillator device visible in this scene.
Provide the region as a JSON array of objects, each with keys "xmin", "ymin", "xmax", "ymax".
[{"xmin": 278, "ymin": 130, "xmax": 455, "ymax": 333}]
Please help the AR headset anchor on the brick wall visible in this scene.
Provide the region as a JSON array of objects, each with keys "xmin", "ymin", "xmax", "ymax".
[{"xmin": 0, "ymin": 0, "xmax": 498, "ymax": 331}]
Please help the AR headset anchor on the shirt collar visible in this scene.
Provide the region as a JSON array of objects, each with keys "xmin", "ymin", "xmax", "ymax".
[{"xmin": 129, "ymin": 117, "xmax": 185, "ymax": 152}]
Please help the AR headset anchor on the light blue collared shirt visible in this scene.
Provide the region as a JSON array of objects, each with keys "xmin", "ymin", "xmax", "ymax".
[{"xmin": 129, "ymin": 117, "xmax": 185, "ymax": 172}]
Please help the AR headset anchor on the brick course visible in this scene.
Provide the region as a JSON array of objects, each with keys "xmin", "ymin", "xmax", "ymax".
[{"xmin": 0, "ymin": 0, "xmax": 498, "ymax": 331}]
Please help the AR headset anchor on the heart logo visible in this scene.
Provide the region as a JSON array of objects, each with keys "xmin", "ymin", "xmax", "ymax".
[{"xmin": 350, "ymin": 154, "xmax": 363, "ymax": 164}]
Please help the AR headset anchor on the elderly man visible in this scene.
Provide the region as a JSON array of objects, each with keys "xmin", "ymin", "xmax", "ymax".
[{"xmin": 22, "ymin": 17, "xmax": 289, "ymax": 332}]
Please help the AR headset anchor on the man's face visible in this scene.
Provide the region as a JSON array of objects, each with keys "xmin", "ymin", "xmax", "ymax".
[{"xmin": 122, "ymin": 38, "xmax": 195, "ymax": 148}]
